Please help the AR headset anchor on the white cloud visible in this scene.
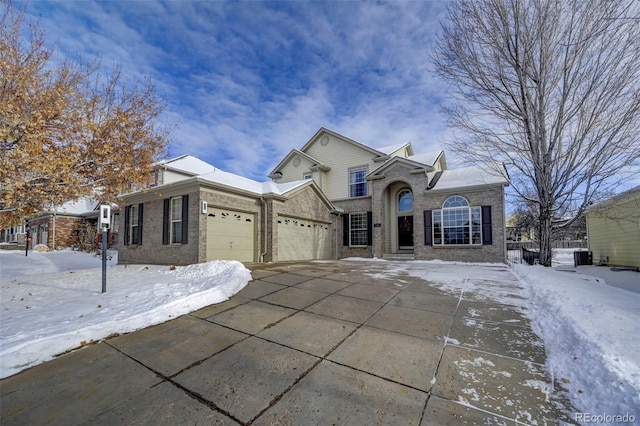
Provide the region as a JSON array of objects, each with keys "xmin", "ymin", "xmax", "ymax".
[{"xmin": 18, "ymin": 0, "xmax": 456, "ymax": 179}]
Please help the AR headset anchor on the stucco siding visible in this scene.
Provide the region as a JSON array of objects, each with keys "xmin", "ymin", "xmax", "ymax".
[{"xmin": 587, "ymin": 195, "xmax": 640, "ymax": 267}]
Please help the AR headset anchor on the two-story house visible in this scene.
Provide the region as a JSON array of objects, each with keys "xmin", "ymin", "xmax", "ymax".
[
  {"xmin": 269, "ymin": 128, "xmax": 509, "ymax": 263},
  {"xmin": 117, "ymin": 127, "xmax": 509, "ymax": 266}
]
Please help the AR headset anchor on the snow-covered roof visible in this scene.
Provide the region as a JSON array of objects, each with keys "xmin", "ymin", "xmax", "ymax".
[
  {"xmin": 47, "ymin": 197, "xmax": 99, "ymax": 216},
  {"xmin": 158, "ymin": 155, "xmax": 216, "ymax": 176},
  {"xmin": 408, "ymin": 150, "xmax": 443, "ymax": 167},
  {"xmin": 432, "ymin": 165, "xmax": 509, "ymax": 190},
  {"xmin": 197, "ymin": 167, "xmax": 308, "ymax": 196},
  {"xmin": 374, "ymin": 142, "xmax": 410, "ymax": 155}
]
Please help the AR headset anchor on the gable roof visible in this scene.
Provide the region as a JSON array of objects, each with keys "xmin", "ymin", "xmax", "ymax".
[
  {"xmin": 430, "ymin": 164, "xmax": 509, "ymax": 191},
  {"xmin": 368, "ymin": 155, "xmax": 435, "ymax": 177},
  {"xmin": 270, "ymin": 128, "xmax": 416, "ymax": 176},
  {"xmin": 300, "ymin": 127, "xmax": 388, "ymax": 158},
  {"xmin": 268, "ymin": 149, "xmax": 329, "ymax": 179}
]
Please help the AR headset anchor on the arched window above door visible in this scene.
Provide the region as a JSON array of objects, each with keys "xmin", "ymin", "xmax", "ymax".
[{"xmin": 398, "ymin": 189, "xmax": 413, "ymax": 212}]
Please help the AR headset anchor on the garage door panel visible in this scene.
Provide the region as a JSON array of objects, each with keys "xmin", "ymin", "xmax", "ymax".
[
  {"xmin": 207, "ymin": 208, "xmax": 255, "ymax": 262},
  {"xmin": 277, "ymin": 217, "xmax": 331, "ymax": 261}
]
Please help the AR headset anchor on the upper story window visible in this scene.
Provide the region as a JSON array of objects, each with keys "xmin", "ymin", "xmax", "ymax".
[
  {"xmin": 433, "ymin": 196, "xmax": 482, "ymax": 245},
  {"xmin": 398, "ymin": 189, "xmax": 413, "ymax": 213},
  {"xmin": 349, "ymin": 167, "xmax": 368, "ymax": 197},
  {"xmin": 149, "ymin": 170, "xmax": 159, "ymax": 187}
]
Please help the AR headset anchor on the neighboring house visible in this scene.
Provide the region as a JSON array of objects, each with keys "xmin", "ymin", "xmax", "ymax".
[
  {"xmin": 586, "ymin": 186, "xmax": 640, "ymax": 268},
  {"xmin": 27, "ymin": 198, "xmax": 118, "ymax": 251},
  {"xmin": 0, "ymin": 222, "xmax": 27, "ymax": 246},
  {"xmin": 269, "ymin": 128, "xmax": 510, "ymax": 263},
  {"xmin": 117, "ymin": 155, "xmax": 340, "ymax": 265}
]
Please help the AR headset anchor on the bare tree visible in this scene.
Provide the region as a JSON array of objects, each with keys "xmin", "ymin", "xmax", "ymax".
[
  {"xmin": 432, "ymin": 0, "xmax": 640, "ymax": 266},
  {"xmin": 0, "ymin": 1, "xmax": 170, "ymax": 226}
]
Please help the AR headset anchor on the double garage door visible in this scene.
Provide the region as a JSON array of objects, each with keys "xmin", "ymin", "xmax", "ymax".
[
  {"xmin": 277, "ymin": 216, "xmax": 332, "ymax": 262},
  {"xmin": 206, "ymin": 208, "xmax": 332, "ymax": 262},
  {"xmin": 206, "ymin": 207, "xmax": 255, "ymax": 262}
]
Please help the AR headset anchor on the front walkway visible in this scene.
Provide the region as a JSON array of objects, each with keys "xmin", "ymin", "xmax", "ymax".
[{"xmin": 1, "ymin": 260, "xmax": 572, "ymax": 425}]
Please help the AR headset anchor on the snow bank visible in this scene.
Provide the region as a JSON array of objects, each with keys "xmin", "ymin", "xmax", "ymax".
[
  {"xmin": 512, "ymin": 264, "xmax": 640, "ymax": 415},
  {"xmin": 0, "ymin": 254, "xmax": 251, "ymax": 379}
]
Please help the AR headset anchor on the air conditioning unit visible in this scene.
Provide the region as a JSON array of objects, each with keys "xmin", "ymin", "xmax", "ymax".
[{"xmin": 573, "ymin": 250, "xmax": 593, "ymax": 267}]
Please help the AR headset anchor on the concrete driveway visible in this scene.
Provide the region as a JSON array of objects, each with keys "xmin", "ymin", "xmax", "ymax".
[{"xmin": 1, "ymin": 260, "xmax": 572, "ymax": 425}]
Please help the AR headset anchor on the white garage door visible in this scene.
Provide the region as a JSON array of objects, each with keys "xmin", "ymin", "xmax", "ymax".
[
  {"xmin": 206, "ymin": 207, "xmax": 255, "ymax": 262},
  {"xmin": 277, "ymin": 216, "xmax": 332, "ymax": 261}
]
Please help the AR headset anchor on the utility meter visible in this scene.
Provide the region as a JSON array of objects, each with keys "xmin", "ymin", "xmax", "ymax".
[{"xmin": 99, "ymin": 205, "xmax": 111, "ymax": 229}]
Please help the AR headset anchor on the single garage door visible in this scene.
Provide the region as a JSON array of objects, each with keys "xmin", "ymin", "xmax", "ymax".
[
  {"xmin": 206, "ymin": 207, "xmax": 255, "ymax": 262},
  {"xmin": 277, "ymin": 216, "xmax": 332, "ymax": 261}
]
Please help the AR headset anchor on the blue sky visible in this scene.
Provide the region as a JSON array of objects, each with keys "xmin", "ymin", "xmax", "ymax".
[{"xmin": 19, "ymin": 0, "xmax": 452, "ymax": 181}]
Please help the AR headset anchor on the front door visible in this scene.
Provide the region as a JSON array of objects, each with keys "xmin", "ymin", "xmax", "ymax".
[{"xmin": 398, "ymin": 215, "xmax": 413, "ymax": 248}]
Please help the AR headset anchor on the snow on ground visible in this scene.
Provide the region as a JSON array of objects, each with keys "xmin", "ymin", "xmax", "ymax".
[
  {"xmin": 343, "ymin": 254, "xmax": 640, "ymax": 419},
  {"xmin": 1, "ymin": 248, "xmax": 638, "ymax": 419},
  {"xmin": 0, "ymin": 250, "xmax": 251, "ymax": 379}
]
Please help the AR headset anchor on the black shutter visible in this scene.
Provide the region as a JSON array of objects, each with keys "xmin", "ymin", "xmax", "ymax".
[
  {"xmin": 162, "ymin": 199, "xmax": 170, "ymax": 245},
  {"xmin": 343, "ymin": 214, "xmax": 349, "ymax": 246},
  {"xmin": 123, "ymin": 206, "xmax": 130, "ymax": 246},
  {"xmin": 181, "ymin": 195, "xmax": 189, "ymax": 244},
  {"xmin": 366, "ymin": 212, "xmax": 372, "ymax": 246},
  {"xmin": 424, "ymin": 210, "xmax": 432, "ymax": 245},
  {"xmin": 482, "ymin": 206, "xmax": 492, "ymax": 245},
  {"xmin": 137, "ymin": 203, "xmax": 144, "ymax": 245}
]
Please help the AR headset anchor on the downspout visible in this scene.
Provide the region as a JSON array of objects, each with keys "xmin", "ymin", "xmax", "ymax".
[
  {"xmin": 52, "ymin": 213, "xmax": 56, "ymax": 250},
  {"xmin": 259, "ymin": 196, "xmax": 268, "ymax": 262},
  {"xmin": 334, "ymin": 214, "xmax": 339, "ymax": 260}
]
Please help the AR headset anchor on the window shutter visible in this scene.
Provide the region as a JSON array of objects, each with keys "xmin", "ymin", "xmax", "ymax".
[
  {"xmin": 424, "ymin": 210, "xmax": 432, "ymax": 245},
  {"xmin": 137, "ymin": 203, "xmax": 144, "ymax": 245},
  {"xmin": 162, "ymin": 199, "xmax": 169, "ymax": 245},
  {"xmin": 482, "ymin": 206, "xmax": 492, "ymax": 245},
  {"xmin": 181, "ymin": 195, "xmax": 189, "ymax": 244},
  {"xmin": 367, "ymin": 212, "xmax": 373, "ymax": 246},
  {"xmin": 123, "ymin": 206, "xmax": 130, "ymax": 246},
  {"xmin": 343, "ymin": 214, "xmax": 349, "ymax": 246}
]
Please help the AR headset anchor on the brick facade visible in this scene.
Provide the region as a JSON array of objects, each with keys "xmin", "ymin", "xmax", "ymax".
[
  {"xmin": 27, "ymin": 215, "xmax": 114, "ymax": 251},
  {"xmin": 118, "ymin": 179, "xmax": 337, "ymax": 266},
  {"xmin": 267, "ymin": 185, "xmax": 337, "ymax": 262},
  {"xmin": 334, "ymin": 162, "xmax": 507, "ymax": 263}
]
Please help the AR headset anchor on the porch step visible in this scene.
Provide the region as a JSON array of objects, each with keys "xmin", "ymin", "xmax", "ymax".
[{"xmin": 382, "ymin": 253, "xmax": 415, "ymax": 261}]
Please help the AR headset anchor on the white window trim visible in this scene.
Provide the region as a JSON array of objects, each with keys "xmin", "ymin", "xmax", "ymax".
[
  {"xmin": 129, "ymin": 205, "xmax": 139, "ymax": 245},
  {"xmin": 170, "ymin": 196, "xmax": 183, "ymax": 244},
  {"xmin": 432, "ymin": 196, "xmax": 482, "ymax": 246},
  {"xmin": 349, "ymin": 212, "xmax": 368, "ymax": 247},
  {"xmin": 349, "ymin": 166, "xmax": 368, "ymax": 198}
]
